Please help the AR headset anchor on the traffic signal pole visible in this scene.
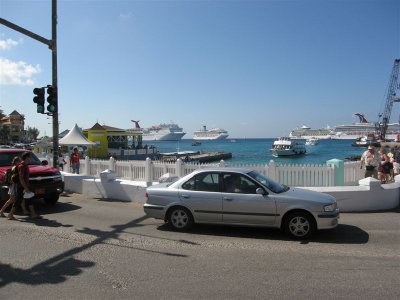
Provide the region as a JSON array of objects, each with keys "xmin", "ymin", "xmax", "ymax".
[
  {"xmin": 0, "ymin": 0, "xmax": 59, "ymax": 168},
  {"xmin": 51, "ymin": 0, "xmax": 59, "ymax": 168}
]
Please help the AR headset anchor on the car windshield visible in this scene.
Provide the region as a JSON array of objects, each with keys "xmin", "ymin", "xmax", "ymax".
[
  {"xmin": 0, "ymin": 152, "xmax": 42, "ymax": 167},
  {"xmin": 247, "ymin": 170, "xmax": 289, "ymax": 193}
]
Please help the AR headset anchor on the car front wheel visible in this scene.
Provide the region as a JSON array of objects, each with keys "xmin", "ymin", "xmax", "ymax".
[
  {"xmin": 167, "ymin": 207, "xmax": 193, "ymax": 231},
  {"xmin": 44, "ymin": 193, "xmax": 60, "ymax": 205},
  {"xmin": 283, "ymin": 212, "xmax": 316, "ymax": 240}
]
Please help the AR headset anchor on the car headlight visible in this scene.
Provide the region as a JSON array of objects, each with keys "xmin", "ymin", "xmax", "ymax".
[
  {"xmin": 54, "ymin": 171, "xmax": 62, "ymax": 181},
  {"xmin": 324, "ymin": 203, "xmax": 337, "ymax": 212}
]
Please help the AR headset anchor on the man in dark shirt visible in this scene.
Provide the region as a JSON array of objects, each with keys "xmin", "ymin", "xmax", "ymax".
[{"xmin": 8, "ymin": 152, "xmax": 42, "ymax": 220}]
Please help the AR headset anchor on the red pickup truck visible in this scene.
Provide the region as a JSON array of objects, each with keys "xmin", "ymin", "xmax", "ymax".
[{"xmin": 0, "ymin": 149, "xmax": 64, "ymax": 205}]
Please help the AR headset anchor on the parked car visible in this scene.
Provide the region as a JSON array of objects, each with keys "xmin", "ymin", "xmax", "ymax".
[
  {"xmin": 0, "ymin": 149, "xmax": 64, "ymax": 205},
  {"xmin": 144, "ymin": 168, "xmax": 339, "ymax": 239}
]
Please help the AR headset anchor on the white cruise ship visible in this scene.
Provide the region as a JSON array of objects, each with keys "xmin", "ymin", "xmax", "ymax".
[
  {"xmin": 333, "ymin": 113, "xmax": 400, "ymax": 140},
  {"xmin": 140, "ymin": 123, "xmax": 186, "ymax": 141},
  {"xmin": 290, "ymin": 113, "xmax": 400, "ymax": 140},
  {"xmin": 193, "ymin": 126, "xmax": 229, "ymax": 140}
]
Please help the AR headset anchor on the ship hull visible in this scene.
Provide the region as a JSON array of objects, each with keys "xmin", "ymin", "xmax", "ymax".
[
  {"xmin": 192, "ymin": 134, "xmax": 229, "ymax": 141},
  {"xmin": 142, "ymin": 132, "xmax": 185, "ymax": 141}
]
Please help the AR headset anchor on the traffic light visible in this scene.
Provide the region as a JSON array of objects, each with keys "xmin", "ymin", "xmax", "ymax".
[
  {"xmin": 46, "ymin": 85, "xmax": 57, "ymax": 113},
  {"xmin": 33, "ymin": 87, "xmax": 45, "ymax": 114}
]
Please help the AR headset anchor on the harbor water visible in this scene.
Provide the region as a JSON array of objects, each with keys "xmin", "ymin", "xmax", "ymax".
[{"xmin": 145, "ymin": 138, "xmax": 363, "ymax": 165}]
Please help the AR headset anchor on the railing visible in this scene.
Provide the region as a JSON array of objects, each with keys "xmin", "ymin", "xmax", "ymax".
[{"xmin": 49, "ymin": 156, "xmax": 363, "ymax": 187}]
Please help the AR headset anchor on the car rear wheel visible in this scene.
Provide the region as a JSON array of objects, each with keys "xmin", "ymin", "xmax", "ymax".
[
  {"xmin": 167, "ymin": 207, "xmax": 193, "ymax": 231},
  {"xmin": 284, "ymin": 212, "xmax": 315, "ymax": 240}
]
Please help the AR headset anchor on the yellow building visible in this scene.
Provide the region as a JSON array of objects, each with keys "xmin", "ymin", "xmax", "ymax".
[{"xmin": 84, "ymin": 123, "xmax": 143, "ymax": 159}]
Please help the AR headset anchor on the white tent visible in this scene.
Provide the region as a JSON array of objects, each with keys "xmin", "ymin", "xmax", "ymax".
[{"xmin": 59, "ymin": 124, "xmax": 95, "ymax": 146}]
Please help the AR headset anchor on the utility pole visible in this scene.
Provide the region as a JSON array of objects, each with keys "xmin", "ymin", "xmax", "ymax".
[
  {"xmin": 0, "ymin": 0, "xmax": 59, "ymax": 168},
  {"xmin": 51, "ymin": 0, "xmax": 59, "ymax": 168}
]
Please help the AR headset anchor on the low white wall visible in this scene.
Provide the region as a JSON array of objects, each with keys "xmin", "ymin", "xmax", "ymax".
[
  {"xmin": 62, "ymin": 173, "xmax": 149, "ymax": 202},
  {"xmin": 62, "ymin": 173, "xmax": 400, "ymax": 212},
  {"xmin": 305, "ymin": 176, "xmax": 400, "ymax": 212}
]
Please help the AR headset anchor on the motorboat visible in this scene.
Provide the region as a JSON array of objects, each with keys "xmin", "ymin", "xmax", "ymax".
[
  {"xmin": 351, "ymin": 134, "xmax": 380, "ymax": 148},
  {"xmin": 270, "ymin": 137, "xmax": 307, "ymax": 157},
  {"xmin": 305, "ymin": 137, "xmax": 319, "ymax": 146}
]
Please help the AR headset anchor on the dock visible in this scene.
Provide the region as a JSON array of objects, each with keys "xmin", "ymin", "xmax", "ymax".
[
  {"xmin": 189, "ymin": 151, "xmax": 232, "ymax": 163},
  {"xmin": 160, "ymin": 151, "xmax": 232, "ymax": 163}
]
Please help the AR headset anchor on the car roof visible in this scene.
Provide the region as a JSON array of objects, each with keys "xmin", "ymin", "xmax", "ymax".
[{"xmin": 191, "ymin": 167, "xmax": 253, "ymax": 174}]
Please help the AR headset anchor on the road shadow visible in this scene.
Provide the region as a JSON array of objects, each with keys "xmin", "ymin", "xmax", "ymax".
[
  {"xmin": 94, "ymin": 197, "xmax": 131, "ymax": 203},
  {"xmin": 157, "ymin": 222, "xmax": 369, "ymax": 244},
  {"xmin": 37, "ymin": 201, "xmax": 82, "ymax": 215},
  {"xmin": 7, "ymin": 200, "xmax": 81, "ymax": 218},
  {"xmin": 20, "ymin": 217, "xmax": 73, "ymax": 228},
  {"xmin": 1, "ymin": 214, "xmax": 184, "ymax": 288},
  {"xmin": 0, "ymin": 258, "xmax": 94, "ymax": 287}
]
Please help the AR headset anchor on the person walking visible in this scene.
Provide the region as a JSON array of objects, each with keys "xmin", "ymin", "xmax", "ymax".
[
  {"xmin": 387, "ymin": 147, "xmax": 396, "ymax": 180},
  {"xmin": 0, "ymin": 156, "xmax": 28, "ymax": 219},
  {"xmin": 58, "ymin": 152, "xmax": 66, "ymax": 171},
  {"xmin": 360, "ymin": 146, "xmax": 379, "ymax": 179},
  {"xmin": 7, "ymin": 152, "xmax": 42, "ymax": 220},
  {"xmin": 378, "ymin": 147, "xmax": 391, "ymax": 183},
  {"xmin": 70, "ymin": 147, "xmax": 80, "ymax": 174}
]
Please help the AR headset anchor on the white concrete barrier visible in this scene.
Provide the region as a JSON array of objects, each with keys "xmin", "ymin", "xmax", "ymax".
[
  {"xmin": 61, "ymin": 172, "xmax": 400, "ymax": 212},
  {"xmin": 62, "ymin": 172, "xmax": 151, "ymax": 202},
  {"xmin": 303, "ymin": 176, "xmax": 400, "ymax": 212}
]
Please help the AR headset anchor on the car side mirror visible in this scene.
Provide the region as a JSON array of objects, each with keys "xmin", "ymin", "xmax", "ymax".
[
  {"xmin": 256, "ymin": 187, "xmax": 267, "ymax": 195},
  {"xmin": 41, "ymin": 160, "xmax": 48, "ymax": 166}
]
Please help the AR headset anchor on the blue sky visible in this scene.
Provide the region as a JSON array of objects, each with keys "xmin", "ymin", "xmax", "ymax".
[{"xmin": 1, "ymin": 0, "xmax": 399, "ymax": 138}]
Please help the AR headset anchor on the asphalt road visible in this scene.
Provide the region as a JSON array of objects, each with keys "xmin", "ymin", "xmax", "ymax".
[{"xmin": 0, "ymin": 193, "xmax": 399, "ymax": 299}]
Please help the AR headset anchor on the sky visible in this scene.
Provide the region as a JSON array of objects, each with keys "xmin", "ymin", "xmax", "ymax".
[{"xmin": 0, "ymin": 0, "xmax": 399, "ymax": 139}]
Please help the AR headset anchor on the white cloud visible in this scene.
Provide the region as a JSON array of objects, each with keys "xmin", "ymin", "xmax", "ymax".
[
  {"xmin": 0, "ymin": 58, "xmax": 41, "ymax": 86},
  {"xmin": 119, "ymin": 12, "xmax": 133, "ymax": 20},
  {"xmin": 0, "ymin": 38, "xmax": 22, "ymax": 50}
]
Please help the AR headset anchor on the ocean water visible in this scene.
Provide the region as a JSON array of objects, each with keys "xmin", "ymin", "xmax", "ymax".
[{"xmin": 146, "ymin": 138, "xmax": 363, "ymax": 166}]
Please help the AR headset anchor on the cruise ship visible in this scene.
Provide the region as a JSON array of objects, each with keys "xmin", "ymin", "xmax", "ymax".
[
  {"xmin": 290, "ymin": 113, "xmax": 400, "ymax": 140},
  {"xmin": 193, "ymin": 126, "xmax": 229, "ymax": 140},
  {"xmin": 289, "ymin": 125, "xmax": 334, "ymax": 139},
  {"xmin": 334, "ymin": 113, "xmax": 400, "ymax": 140},
  {"xmin": 139, "ymin": 122, "xmax": 186, "ymax": 141}
]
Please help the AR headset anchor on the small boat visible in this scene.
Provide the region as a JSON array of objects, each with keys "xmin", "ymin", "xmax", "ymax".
[
  {"xmin": 351, "ymin": 134, "xmax": 380, "ymax": 148},
  {"xmin": 192, "ymin": 141, "xmax": 201, "ymax": 146},
  {"xmin": 270, "ymin": 137, "xmax": 307, "ymax": 157},
  {"xmin": 305, "ymin": 137, "xmax": 319, "ymax": 146}
]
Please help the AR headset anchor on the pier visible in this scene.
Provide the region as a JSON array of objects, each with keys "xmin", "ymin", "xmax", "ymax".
[{"xmin": 160, "ymin": 151, "xmax": 232, "ymax": 163}]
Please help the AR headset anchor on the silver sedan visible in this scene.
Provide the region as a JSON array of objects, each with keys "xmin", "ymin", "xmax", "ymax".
[{"xmin": 144, "ymin": 168, "xmax": 339, "ymax": 239}]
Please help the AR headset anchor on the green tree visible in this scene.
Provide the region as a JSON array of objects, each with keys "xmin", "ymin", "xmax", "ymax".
[
  {"xmin": 26, "ymin": 126, "xmax": 40, "ymax": 142},
  {"xmin": 0, "ymin": 126, "xmax": 10, "ymax": 144}
]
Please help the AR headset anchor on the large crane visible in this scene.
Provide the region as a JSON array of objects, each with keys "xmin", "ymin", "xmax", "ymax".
[{"xmin": 376, "ymin": 58, "xmax": 400, "ymax": 140}]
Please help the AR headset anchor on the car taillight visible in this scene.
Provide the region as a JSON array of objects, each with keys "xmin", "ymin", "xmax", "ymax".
[{"xmin": 145, "ymin": 192, "xmax": 148, "ymax": 198}]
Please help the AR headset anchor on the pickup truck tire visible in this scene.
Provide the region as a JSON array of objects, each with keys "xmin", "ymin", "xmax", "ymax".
[
  {"xmin": 44, "ymin": 193, "xmax": 60, "ymax": 205},
  {"xmin": 0, "ymin": 186, "xmax": 10, "ymax": 205}
]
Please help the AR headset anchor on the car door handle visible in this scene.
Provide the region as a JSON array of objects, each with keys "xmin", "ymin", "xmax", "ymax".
[
  {"xmin": 181, "ymin": 195, "xmax": 190, "ymax": 199},
  {"xmin": 223, "ymin": 197, "xmax": 233, "ymax": 201}
]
